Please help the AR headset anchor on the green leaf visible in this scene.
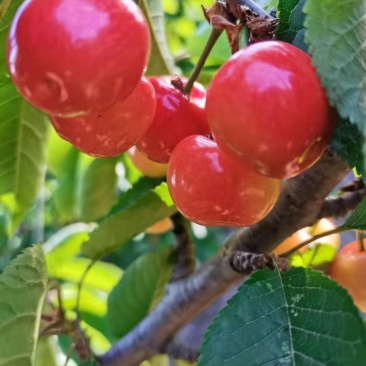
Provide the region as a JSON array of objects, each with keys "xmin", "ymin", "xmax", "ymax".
[
  {"xmin": 82, "ymin": 179, "xmax": 176, "ymax": 258},
  {"xmin": 0, "ymin": 2, "xmax": 49, "ymax": 229},
  {"xmin": 304, "ymin": 0, "xmax": 366, "ymax": 128},
  {"xmin": 276, "ymin": 0, "xmax": 300, "ymax": 38},
  {"xmin": 331, "ymin": 118, "xmax": 365, "ymax": 177},
  {"xmin": 198, "ymin": 267, "xmax": 366, "ymax": 366},
  {"xmin": 48, "ymin": 258, "xmax": 122, "ymax": 293},
  {"xmin": 186, "ymin": 23, "xmax": 230, "ymax": 65},
  {"xmin": 52, "ymin": 147, "xmax": 80, "ymax": 222},
  {"xmin": 343, "ymin": 198, "xmax": 366, "ymax": 230},
  {"xmin": 276, "ymin": 0, "xmax": 306, "ymax": 51},
  {"xmin": 0, "ymin": 245, "xmax": 48, "ymax": 366},
  {"xmin": 0, "ymin": 97, "xmax": 49, "ymax": 229},
  {"xmin": 289, "ymin": 243, "xmax": 337, "ymax": 267},
  {"xmin": 79, "ymin": 157, "xmax": 118, "ymax": 222},
  {"xmin": 44, "ymin": 223, "xmax": 93, "ymax": 264},
  {"xmin": 107, "ymin": 249, "xmax": 172, "ymax": 339},
  {"xmin": 60, "ymin": 283, "xmax": 108, "ymax": 318},
  {"xmin": 78, "ymin": 360, "xmax": 101, "ymax": 366},
  {"xmin": 141, "ymin": 0, "xmax": 174, "ymax": 75},
  {"xmin": 35, "ymin": 338, "xmax": 57, "ymax": 366},
  {"xmin": 0, "ymin": 1, "xmax": 23, "ymax": 62}
]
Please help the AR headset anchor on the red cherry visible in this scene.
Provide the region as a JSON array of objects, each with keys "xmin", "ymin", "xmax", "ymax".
[
  {"xmin": 50, "ymin": 77, "xmax": 156, "ymax": 157},
  {"xmin": 167, "ymin": 135, "xmax": 281, "ymax": 227},
  {"xmin": 7, "ymin": 0, "xmax": 150, "ymax": 116},
  {"xmin": 206, "ymin": 41, "xmax": 335, "ymax": 179},
  {"xmin": 136, "ymin": 76, "xmax": 210, "ymax": 163},
  {"xmin": 329, "ymin": 241, "xmax": 366, "ymax": 312}
]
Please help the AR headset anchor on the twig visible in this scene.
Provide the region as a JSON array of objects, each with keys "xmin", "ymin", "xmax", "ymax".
[
  {"xmin": 318, "ymin": 188, "xmax": 366, "ymax": 219},
  {"xmin": 230, "ymin": 251, "xmax": 290, "ymax": 273},
  {"xmin": 279, "ymin": 227, "xmax": 346, "ymax": 258},
  {"xmin": 170, "ymin": 213, "xmax": 196, "ymax": 282},
  {"xmin": 184, "ymin": 28, "xmax": 223, "ymax": 95}
]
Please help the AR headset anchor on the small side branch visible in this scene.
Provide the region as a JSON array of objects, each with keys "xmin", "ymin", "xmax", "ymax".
[
  {"xmin": 318, "ymin": 188, "xmax": 366, "ymax": 219},
  {"xmin": 230, "ymin": 252, "xmax": 289, "ymax": 273},
  {"xmin": 170, "ymin": 213, "xmax": 196, "ymax": 282}
]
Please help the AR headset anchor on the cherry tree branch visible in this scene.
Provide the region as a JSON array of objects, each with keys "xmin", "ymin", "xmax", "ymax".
[
  {"xmin": 99, "ymin": 148, "xmax": 349, "ymax": 366},
  {"xmin": 318, "ymin": 188, "xmax": 366, "ymax": 219}
]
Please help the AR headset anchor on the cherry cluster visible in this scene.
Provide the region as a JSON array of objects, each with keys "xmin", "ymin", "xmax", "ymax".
[{"xmin": 6, "ymin": 0, "xmax": 335, "ymax": 227}]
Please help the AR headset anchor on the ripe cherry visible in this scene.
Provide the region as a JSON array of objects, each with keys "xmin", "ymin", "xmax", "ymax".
[
  {"xmin": 329, "ymin": 240, "xmax": 366, "ymax": 312},
  {"xmin": 50, "ymin": 77, "xmax": 156, "ymax": 157},
  {"xmin": 7, "ymin": 0, "xmax": 150, "ymax": 116},
  {"xmin": 206, "ymin": 41, "xmax": 335, "ymax": 179},
  {"xmin": 146, "ymin": 218, "xmax": 173, "ymax": 235},
  {"xmin": 167, "ymin": 135, "xmax": 282, "ymax": 227},
  {"xmin": 136, "ymin": 76, "xmax": 210, "ymax": 163},
  {"xmin": 128, "ymin": 147, "xmax": 167, "ymax": 178}
]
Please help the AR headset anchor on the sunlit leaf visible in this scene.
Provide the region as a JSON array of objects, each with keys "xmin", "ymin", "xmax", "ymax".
[{"xmin": 83, "ymin": 179, "xmax": 176, "ymax": 258}]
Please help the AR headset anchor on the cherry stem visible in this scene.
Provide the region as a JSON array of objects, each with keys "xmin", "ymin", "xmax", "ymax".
[
  {"xmin": 356, "ymin": 230, "xmax": 365, "ymax": 252},
  {"xmin": 185, "ymin": 28, "xmax": 223, "ymax": 95},
  {"xmin": 279, "ymin": 226, "xmax": 346, "ymax": 258}
]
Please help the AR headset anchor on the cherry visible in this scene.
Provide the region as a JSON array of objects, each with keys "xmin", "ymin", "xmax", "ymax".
[
  {"xmin": 50, "ymin": 77, "xmax": 156, "ymax": 157},
  {"xmin": 128, "ymin": 146, "xmax": 167, "ymax": 178},
  {"xmin": 167, "ymin": 135, "xmax": 281, "ymax": 227},
  {"xmin": 136, "ymin": 76, "xmax": 210, "ymax": 163},
  {"xmin": 146, "ymin": 218, "xmax": 173, "ymax": 235},
  {"xmin": 7, "ymin": 0, "xmax": 150, "ymax": 116},
  {"xmin": 329, "ymin": 240, "xmax": 366, "ymax": 312},
  {"xmin": 206, "ymin": 41, "xmax": 335, "ymax": 179}
]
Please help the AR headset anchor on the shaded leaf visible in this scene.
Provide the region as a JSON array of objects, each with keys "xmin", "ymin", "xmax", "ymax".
[
  {"xmin": 0, "ymin": 245, "xmax": 48, "ymax": 366},
  {"xmin": 198, "ymin": 267, "xmax": 366, "ymax": 366},
  {"xmin": 331, "ymin": 118, "xmax": 364, "ymax": 177},
  {"xmin": 79, "ymin": 157, "xmax": 118, "ymax": 222},
  {"xmin": 304, "ymin": 0, "xmax": 366, "ymax": 128},
  {"xmin": 0, "ymin": 2, "xmax": 49, "ymax": 229},
  {"xmin": 141, "ymin": 0, "xmax": 174, "ymax": 75},
  {"xmin": 107, "ymin": 249, "xmax": 172, "ymax": 339},
  {"xmin": 83, "ymin": 179, "xmax": 176, "ymax": 258},
  {"xmin": 52, "ymin": 147, "xmax": 80, "ymax": 222},
  {"xmin": 343, "ymin": 198, "xmax": 366, "ymax": 230},
  {"xmin": 78, "ymin": 360, "xmax": 100, "ymax": 366},
  {"xmin": 276, "ymin": 0, "xmax": 300, "ymax": 38},
  {"xmin": 276, "ymin": 0, "xmax": 306, "ymax": 51}
]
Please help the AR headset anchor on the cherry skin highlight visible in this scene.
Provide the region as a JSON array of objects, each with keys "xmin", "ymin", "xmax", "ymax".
[
  {"xmin": 7, "ymin": 0, "xmax": 150, "ymax": 116},
  {"xmin": 50, "ymin": 77, "xmax": 156, "ymax": 157},
  {"xmin": 167, "ymin": 135, "xmax": 282, "ymax": 227},
  {"xmin": 329, "ymin": 240, "xmax": 366, "ymax": 312},
  {"xmin": 206, "ymin": 41, "xmax": 335, "ymax": 179},
  {"xmin": 128, "ymin": 146, "xmax": 168, "ymax": 178},
  {"xmin": 136, "ymin": 76, "xmax": 210, "ymax": 163}
]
